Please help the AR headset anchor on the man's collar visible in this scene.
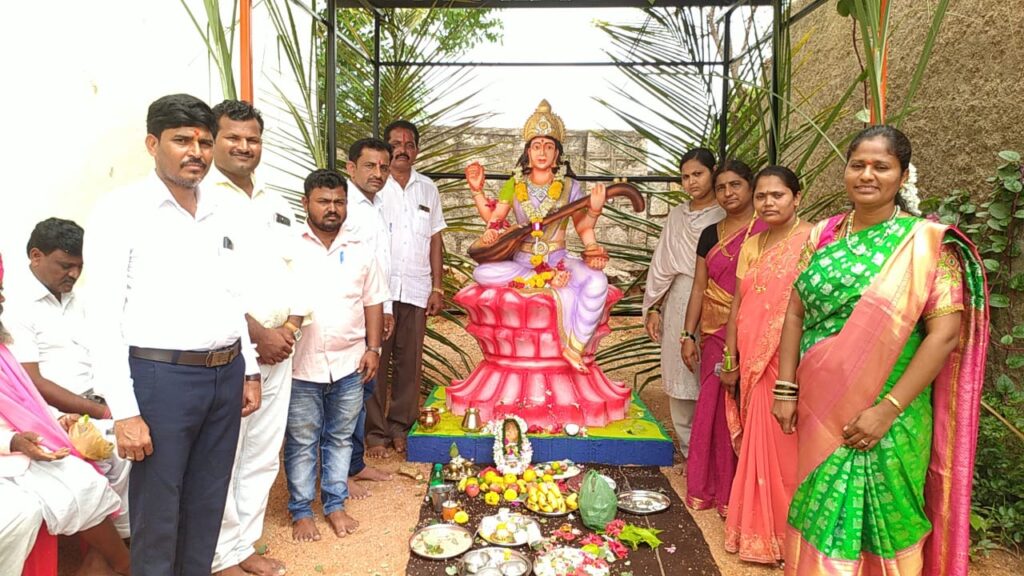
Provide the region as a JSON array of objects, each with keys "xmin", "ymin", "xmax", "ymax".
[
  {"xmin": 387, "ymin": 167, "xmax": 422, "ymax": 189},
  {"xmin": 207, "ymin": 165, "xmax": 264, "ymax": 198},
  {"xmin": 26, "ymin": 270, "xmax": 69, "ymax": 305},
  {"xmin": 147, "ymin": 170, "xmax": 216, "ymax": 218},
  {"xmin": 350, "ymin": 184, "xmax": 381, "ymax": 206}
]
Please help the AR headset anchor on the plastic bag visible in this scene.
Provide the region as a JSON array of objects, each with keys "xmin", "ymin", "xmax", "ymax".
[
  {"xmin": 579, "ymin": 469, "xmax": 617, "ymax": 530},
  {"xmin": 68, "ymin": 415, "xmax": 113, "ymax": 461}
]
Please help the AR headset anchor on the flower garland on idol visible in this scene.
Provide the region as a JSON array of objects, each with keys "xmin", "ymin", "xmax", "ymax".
[{"xmin": 507, "ymin": 167, "xmax": 570, "ymax": 290}]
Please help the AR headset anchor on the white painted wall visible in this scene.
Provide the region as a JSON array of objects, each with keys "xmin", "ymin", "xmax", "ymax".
[{"xmin": 0, "ymin": 1, "xmax": 310, "ymax": 278}]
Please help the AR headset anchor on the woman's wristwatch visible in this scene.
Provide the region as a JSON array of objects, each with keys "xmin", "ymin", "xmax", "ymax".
[{"xmin": 367, "ymin": 346, "xmax": 382, "ymax": 355}]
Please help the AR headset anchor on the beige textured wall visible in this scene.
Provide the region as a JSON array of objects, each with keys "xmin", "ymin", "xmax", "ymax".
[{"xmin": 790, "ymin": 0, "xmax": 1024, "ymax": 201}]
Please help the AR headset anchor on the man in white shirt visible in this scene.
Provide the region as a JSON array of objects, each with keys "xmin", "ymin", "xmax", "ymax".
[
  {"xmin": 207, "ymin": 100, "xmax": 301, "ymax": 576},
  {"xmin": 285, "ymin": 169, "xmax": 387, "ymax": 543},
  {"xmin": 342, "ymin": 138, "xmax": 395, "ymax": 491},
  {"xmin": 4, "ymin": 218, "xmax": 108, "ymax": 420},
  {"xmin": 4, "ymin": 218, "xmax": 131, "ymax": 539},
  {"xmin": 84, "ymin": 94, "xmax": 262, "ymax": 574},
  {"xmin": 0, "ymin": 253, "xmax": 130, "ymax": 575},
  {"xmin": 366, "ymin": 121, "xmax": 446, "ymax": 458}
]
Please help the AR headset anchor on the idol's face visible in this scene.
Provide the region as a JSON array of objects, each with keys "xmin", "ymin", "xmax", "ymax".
[
  {"xmin": 844, "ymin": 137, "xmax": 907, "ymax": 211},
  {"xmin": 527, "ymin": 137, "xmax": 559, "ymax": 172}
]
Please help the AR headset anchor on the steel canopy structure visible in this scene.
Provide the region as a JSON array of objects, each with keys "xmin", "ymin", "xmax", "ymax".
[{"xmin": 251, "ymin": 0, "xmax": 826, "ymax": 172}]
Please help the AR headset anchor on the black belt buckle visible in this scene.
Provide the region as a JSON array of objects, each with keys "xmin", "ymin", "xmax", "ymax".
[{"xmin": 205, "ymin": 349, "xmax": 234, "ymax": 367}]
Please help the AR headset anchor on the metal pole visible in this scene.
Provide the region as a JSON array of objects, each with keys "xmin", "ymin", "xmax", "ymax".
[
  {"xmin": 769, "ymin": 0, "xmax": 782, "ymax": 164},
  {"xmin": 719, "ymin": 9, "xmax": 732, "ymax": 162},
  {"xmin": 372, "ymin": 12, "xmax": 381, "ymax": 139},
  {"xmin": 326, "ymin": 0, "xmax": 338, "ymax": 170},
  {"xmin": 240, "ymin": 0, "xmax": 253, "ymax": 102}
]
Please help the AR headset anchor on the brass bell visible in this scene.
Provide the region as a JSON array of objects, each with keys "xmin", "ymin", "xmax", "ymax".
[{"xmin": 461, "ymin": 407, "xmax": 482, "ymax": 432}]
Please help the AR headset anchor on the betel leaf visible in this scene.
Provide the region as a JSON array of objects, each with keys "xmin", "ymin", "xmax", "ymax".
[{"xmin": 617, "ymin": 524, "xmax": 664, "ymax": 550}]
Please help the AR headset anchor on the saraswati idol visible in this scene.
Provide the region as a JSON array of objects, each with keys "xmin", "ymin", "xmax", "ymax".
[{"xmin": 447, "ymin": 100, "xmax": 644, "ymax": 429}]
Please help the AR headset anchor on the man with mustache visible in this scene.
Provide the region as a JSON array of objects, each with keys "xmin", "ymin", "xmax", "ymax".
[
  {"xmin": 3, "ymin": 218, "xmax": 131, "ymax": 540},
  {"xmin": 5, "ymin": 218, "xmax": 108, "ymax": 420},
  {"xmin": 206, "ymin": 100, "xmax": 301, "ymax": 576},
  {"xmin": 285, "ymin": 169, "xmax": 387, "ymax": 542},
  {"xmin": 341, "ymin": 138, "xmax": 396, "ymax": 494},
  {"xmin": 366, "ymin": 121, "xmax": 446, "ymax": 459},
  {"xmin": 84, "ymin": 93, "xmax": 261, "ymax": 574}
]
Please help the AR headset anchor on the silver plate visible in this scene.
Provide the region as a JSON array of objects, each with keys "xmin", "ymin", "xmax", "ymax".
[
  {"xmin": 476, "ymin": 514, "xmax": 541, "ymax": 547},
  {"xmin": 459, "ymin": 547, "xmax": 532, "ymax": 576},
  {"xmin": 409, "ymin": 523, "xmax": 475, "ymax": 560},
  {"xmin": 616, "ymin": 489, "xmax": 671, "ymax": 515}
]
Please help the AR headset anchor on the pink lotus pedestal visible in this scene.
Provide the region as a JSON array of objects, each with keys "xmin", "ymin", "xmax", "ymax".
[{"xmin": 447, "ymin": 284, "xmax": 631, "ymax": 429}]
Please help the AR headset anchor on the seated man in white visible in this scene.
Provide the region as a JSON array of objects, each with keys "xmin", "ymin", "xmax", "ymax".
[
  {"xmin": 4, "ymin": 218, "xmax": 130, "ymax": 538},
  {"xmin": 0, "ymin": 481, "xmax": 42, "ymax": 576},
  {"xmin": 0, "ymin": 252, "xmax": 131, "ymax": 575}
]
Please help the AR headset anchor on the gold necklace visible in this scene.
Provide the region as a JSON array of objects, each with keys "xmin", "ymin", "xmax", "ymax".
[
  {"xmin": 717, "ymin": 216, "xmax": 757, "ymax": 261},
  {"xmin": 844, "ymin": 205, "xmax": 899, "ymax": 253},
  {"xmin": 752, "ymin": 217, "xmax": 801, "ymax": 294}
]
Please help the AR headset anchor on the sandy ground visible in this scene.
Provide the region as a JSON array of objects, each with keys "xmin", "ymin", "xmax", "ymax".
[{"xmin": 57, "ymin": 318, "xmax": 1024, "ymax": 574}]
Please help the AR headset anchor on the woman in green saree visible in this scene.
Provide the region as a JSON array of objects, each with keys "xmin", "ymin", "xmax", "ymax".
[{"xmin": 774, "ymin": 126, "xmax": 988, "ymax": 576}]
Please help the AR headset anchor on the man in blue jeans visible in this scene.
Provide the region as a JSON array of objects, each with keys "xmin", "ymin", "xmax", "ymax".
[{"xmin": 285, "ymin": 169, "xmax": 388, "ymax": 541}]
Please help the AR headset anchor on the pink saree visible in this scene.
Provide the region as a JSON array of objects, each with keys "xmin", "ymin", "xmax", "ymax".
[
  {"xmin": 723, "ymin": 227, "xmax": 809, "ymax": 563},
  {"xmin": 686, "ymin": 219, "xmax": 767, "ymax": 515}
]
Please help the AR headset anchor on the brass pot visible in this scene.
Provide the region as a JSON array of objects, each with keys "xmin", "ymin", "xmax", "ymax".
[
  {"xmin": 418, "ymin": 407, "xmax": 440, "ymax": 430},
  {"xmin": 460, "ymin": 407, "xmax": 482, "ymax": 432}
]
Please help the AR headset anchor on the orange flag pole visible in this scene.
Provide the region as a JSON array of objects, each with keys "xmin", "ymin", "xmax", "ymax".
[{"xmin": 241, "ymin": 0, "xmax": 253, "ymax": 103}]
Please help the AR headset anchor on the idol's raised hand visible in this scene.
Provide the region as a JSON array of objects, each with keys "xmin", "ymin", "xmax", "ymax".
[
  {"xmin": 589, "ymin": 183, "xmax": 607, "ymax": 214},
  {"xmin": 466, "ymin": 162, "xmax": 486, "ymax": 193}
]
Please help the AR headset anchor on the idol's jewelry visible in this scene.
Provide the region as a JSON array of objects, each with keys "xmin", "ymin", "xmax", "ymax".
[{"xmin": 586, "ymin": 208, "xmax": 602, "ymax": 219}]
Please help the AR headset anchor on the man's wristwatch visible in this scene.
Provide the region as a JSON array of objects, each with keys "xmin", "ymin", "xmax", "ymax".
[
  {"xmin": 244, "ymin": 373, "xmax": 261, "ymax": 382},
  {"xmin": 283, "ymin": 321, "xmax": 302, "ymax": 342},
  {"xmin": 367, "ymin": 346, "xmax": 382, "ymax": 355}
]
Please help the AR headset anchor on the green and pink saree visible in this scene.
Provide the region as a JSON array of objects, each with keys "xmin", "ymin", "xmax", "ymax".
[{"xmin": 785, "ymin": 214, "xmax": 988, "ymax": 576}]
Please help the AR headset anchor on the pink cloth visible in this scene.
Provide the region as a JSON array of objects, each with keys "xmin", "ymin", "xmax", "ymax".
[{"xmin": 0, "ymin": 344, "xmax": 79, "ymax": 458}]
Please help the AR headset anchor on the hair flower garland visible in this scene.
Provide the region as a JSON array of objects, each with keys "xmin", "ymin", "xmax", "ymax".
[{"xmin": 899, "ymin": 162, "xmax": 921, "ymax": 216}]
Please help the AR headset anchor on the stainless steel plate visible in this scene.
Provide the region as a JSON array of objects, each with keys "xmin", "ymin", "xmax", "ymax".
[
  {"xmin": 409, "ymin": 523, "xmax": 474, "ymax": 560},
  {"xmin": 616, "ymin": 489, "xmax": 671, "ymax": 515},
  {"xmin": 459, "ymin": 547, "xmax": 532, "ymax": 575},
  {"xmin": 476, "ymin": 514, "xmax": 541, "ymax": 547}
]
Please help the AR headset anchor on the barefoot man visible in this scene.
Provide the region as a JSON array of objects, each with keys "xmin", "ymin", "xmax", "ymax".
[
  {"xmin": 285, "ymin": 169, "xmax": 387, "ymax": 541},
  {"xmin": 366, "ymin": 121, "xmax": 446, "ymax": 460}
]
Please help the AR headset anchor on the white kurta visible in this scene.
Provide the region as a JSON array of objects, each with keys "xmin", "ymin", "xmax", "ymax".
[
  {"xmin": 643, "ymin": 201, "xmax": 725, "ymax": 400},
  {"xmin": 0, "ymin": 481, "xmax": 41, "ymax": 576}
]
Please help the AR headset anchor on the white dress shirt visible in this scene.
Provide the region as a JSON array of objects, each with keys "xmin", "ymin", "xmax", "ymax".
[
  {"xmin": 206, "ymin": 166, "xmax": 306, "ymax": 328},
  {"xmin": 84, "ymin": 171, "xmax": 258, "ymax": 420},
  {"xmin": 381, "ymin": 169, "xmax": 446, "ymax": 309},
  {"xmin": 346, "ymin": 185, "xmax": 392, "ymax": 314},
  {"xmin": 4, "ymin": 275, "xmax": 93, "ymax": 395},
  {"xmin": 290, "ymin": 223, "xmax": 389, "ymax": 384}
]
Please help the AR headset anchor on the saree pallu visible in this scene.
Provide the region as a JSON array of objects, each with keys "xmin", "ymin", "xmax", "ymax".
[
  {"xmin": 686, "ymin": 219, "xmax": 767, "ymax": 514},
  {"xmin": 785, "ymin": 214, "xmax": 988, "ymax": 576},
  {"xmin": 723, "ymin": 228, "xmax": 809, "ymax": 563}
]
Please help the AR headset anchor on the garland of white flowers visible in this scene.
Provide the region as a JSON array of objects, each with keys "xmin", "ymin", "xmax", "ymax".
[
  {"xmin": 899, "ymin": 162, "xmax": 921, "ymax": 215},
  {"xmin": 489, "ymin": 415, "xmax": 533, "ymax": 475}
]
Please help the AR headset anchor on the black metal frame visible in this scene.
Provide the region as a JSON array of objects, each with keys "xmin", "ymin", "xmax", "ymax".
[{"xmin": 315, "ymin": 0, "xmax": 827, "ymax": 172}]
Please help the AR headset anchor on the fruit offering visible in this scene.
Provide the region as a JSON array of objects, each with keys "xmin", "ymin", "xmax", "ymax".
[{"xmin": 525, "ymin": 481, "xmax": 578, "ymax": 515}]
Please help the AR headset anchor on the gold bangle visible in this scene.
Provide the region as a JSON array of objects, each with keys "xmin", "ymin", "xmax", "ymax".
[
  {"xmin": 283, "ymin": 321, "xmax": 301, "ymax": 333},
  {"xmin": 883, "ymin": 393, "xmax": 904, "ymax": 413},
  {"xmin": 587, "ymin": 208, "xmax": 602, "ymax": 219},
  {"xmin": 431, "ymin": 287, "xmax": 444, "ymax": 295},
  {"xmin": 471, "ymin": 189, "xmax": 484, "ymax": 196}
]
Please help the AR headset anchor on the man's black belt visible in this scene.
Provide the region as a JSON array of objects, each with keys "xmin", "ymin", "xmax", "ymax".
[{"xmin": 129, "ymin": 340, "xmax": 241, "ymax": 368}]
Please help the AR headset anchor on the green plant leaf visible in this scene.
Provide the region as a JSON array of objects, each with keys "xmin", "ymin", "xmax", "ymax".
[
  {"xmin": 998, "ymin": 150, "xmax": 1022, "ymax": 163},
  {"xmin": 983, "ymin": 259, "xmax": 1001, "ymax": 272},
  {"xmin": 959, "ymin": 203, "xmax": 976, "ymax": 214},
  {"xmin": 999, "ymin": 334, "xmax": 1014, "ymax": 346},
  {"xmin": 990, "ymin": 293, "xmax": 1011, "ymax": 308},
  {"xmin": 1007, "ymin": 355, "xmax": 1024, "ymax": 370},
  {"xmin": 1013, "ymin": 324, "xmax": 1024, "ymax": 339},
  {"xmin": 617, "ymin": 524, "xmax": 664, "ymax": 550},
  {"xmin": 1004, "ymin": 178, "xmax": 1023, "ymax": 194},
  {"xmin": 854, "ymin": 108, "xmax": 871, "ymax": 123}
]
